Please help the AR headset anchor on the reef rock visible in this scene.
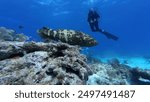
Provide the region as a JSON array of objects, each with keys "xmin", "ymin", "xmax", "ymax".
[
  {"xmin": 87, "ymin": 62, "xmax": 131, "ymax": 85},
  {"xmin": 87, "ymin": 57, "xmax": 150, "ymax": 85},
  {"xmin": 0, "ymin": 41, "xmax": 92, "ymax": 85},
  {"xmin": 0, "ymin": 27, "xmax": 28, "ymax": 42},
  {"xmin": 0, "ymin": 40, "xmax": 149, "ymax": 85},
  {"xmin": 38, "ymin": 27, "xmax": 98, "ymax": 47},
  {"xmin": 130, "ymin": 68, "xmax": 150, "ymax": 85}
]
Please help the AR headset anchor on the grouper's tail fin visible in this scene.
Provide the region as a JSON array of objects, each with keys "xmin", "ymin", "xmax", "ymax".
[{"xmin": 98, "ymin": 29, "xmax": 119, "ymax": 41}]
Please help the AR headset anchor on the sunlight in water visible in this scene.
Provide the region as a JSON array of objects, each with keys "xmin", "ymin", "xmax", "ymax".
[
  {"xmin": 83, "ymin": 0, "xmax": 129, "ymax": 7},
  {"xmin": 88, "ymin": 0, "xmax": 98, "ymax": 6}
]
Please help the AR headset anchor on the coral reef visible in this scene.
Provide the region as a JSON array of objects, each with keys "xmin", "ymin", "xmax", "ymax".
[
  {"xmin": 0, "ymin": 41, "xmax": 150, "ymax": 85},
  {"xmin": 0, "ymin": 27, "xmax": 150, "ymax": 85},
  {"xmin": 87, "ymin": 61, "xmax": 131, "ymax": 85},
  {"xmin": 87, "ymin": 58, "xmax": 150, "ymax": 85},
  {"xmin": 0, "ymin": 27, "xmax": 28, "ymax": 42},
  {"xmin": 130, "ymin": 68, "xmax": 150, "ymax": 85},
  {"xmin": 0, "ymin": 41, "xmax": 92, "ymax": 85},
  {"xmin": 38, "ymin": 27, "xmax": 98, "ymax": 47}
]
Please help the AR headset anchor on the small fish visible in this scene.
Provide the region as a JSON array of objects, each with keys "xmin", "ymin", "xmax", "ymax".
[{"xmin": 38, "ymin": 27, "xmax": 98, "ymax": 47}]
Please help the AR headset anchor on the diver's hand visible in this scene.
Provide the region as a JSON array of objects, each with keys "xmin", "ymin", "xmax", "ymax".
[
  {"xmin": 90, "ymin": 20, "xmax": 94, "ymax": 23},
  {"xmin": 94, "ymin": 19, "xmax": 97, "ymax": 22}
]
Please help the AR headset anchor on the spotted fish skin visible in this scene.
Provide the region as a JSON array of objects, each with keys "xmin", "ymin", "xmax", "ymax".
[{"xmin": 38, "ymin": 27, "xmax": 98, "ymax": 47}]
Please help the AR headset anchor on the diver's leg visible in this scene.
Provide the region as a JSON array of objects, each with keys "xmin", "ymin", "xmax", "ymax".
[
  {"xmin": 89, "ymin": 23, "xmax": 96, "ymax": 32},
  {"xmin": 102, "ymin": 30, "xmax": 119, "ymax": 40},
  {"xmin": 94, "ymin": 21, "xmax": 119, "ymax": 40},
  {"xmin": 94, "ymin": 21, "xmax": 100, "ymax": 31},
  {"xmin": 98, "ymin": 29, "xmax": 119, "ymax": 40}
]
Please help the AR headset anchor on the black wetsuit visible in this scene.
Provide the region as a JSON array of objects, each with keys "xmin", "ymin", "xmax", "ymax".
[
  {"xmin": 88, "ymin": 10, "xmax": 100, "ymax": 32},
  {"xmin": 87, "ymin": 9, "xmax": 119, "ymax": 41}
]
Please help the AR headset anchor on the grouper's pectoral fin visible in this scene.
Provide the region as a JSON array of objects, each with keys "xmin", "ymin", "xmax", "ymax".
[{"xmin": 98, "ymin": 29, "xmax": 119, "ymax": 41}]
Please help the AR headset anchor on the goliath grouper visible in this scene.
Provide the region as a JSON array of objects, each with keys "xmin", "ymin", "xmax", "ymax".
[{"xmin": 38, "ymin": 27, "xmax": 98, "ymax": 47}]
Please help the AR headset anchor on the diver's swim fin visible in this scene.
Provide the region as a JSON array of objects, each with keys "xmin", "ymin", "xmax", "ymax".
[{"xmin": 98, "ymin": 29, "xmax": 119, "ymax": 41}]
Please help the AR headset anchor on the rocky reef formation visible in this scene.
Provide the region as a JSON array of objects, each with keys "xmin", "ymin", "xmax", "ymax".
[
  {"xmin": 87, "ymin": 58, "xmax": 150, "ymax": 85},
  {"xmin": 0, "ymin": 42, "xmax": 92, "ymax": 85},
  {"xmin": 0, "ymin": 41, "xmax": 150, "ymax": 85},
  {"xmin": 130, "ymin": 68, "xmax": 150, "ymax": 85},
  {"xmin": 0, "ymin": 27, "xmax": 28, "ymax": 42},
  {"xmin": 38, "ymin": 27, "xmax": 98, "ymax": 47},
  {"xmin": 0, "ymin": 27, "xmax": 150, "ymax": 85},
  {"xmin": 87, "ymin": 59, "xmax": 131, "ymax": 85}
]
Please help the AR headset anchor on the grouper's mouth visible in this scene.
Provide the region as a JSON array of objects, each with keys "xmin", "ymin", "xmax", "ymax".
[{"xmin": 89, "ymin": 40, "xmax": 98, "ymax": 46}]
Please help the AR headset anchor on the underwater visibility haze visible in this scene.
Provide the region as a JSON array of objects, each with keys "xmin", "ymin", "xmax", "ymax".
[
  {"xmin": 1, "ymin": 0, "xmax": 150, "ymax": 55},
  {"xmin": 0, "ymin": 0, "xmax": 150, "ymax": 85}
]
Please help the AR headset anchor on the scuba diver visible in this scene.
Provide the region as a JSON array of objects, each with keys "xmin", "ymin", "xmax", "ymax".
[{"xmin": 87, "ymin": 8, "xmax": 119, "ymax": 41}]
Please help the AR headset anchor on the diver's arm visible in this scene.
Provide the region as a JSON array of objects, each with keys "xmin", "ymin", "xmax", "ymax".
[
  {"xmin": 92, "ymin": 12, "xmax": 100, "ymax": 22},
  {"xmin": 87, "ymin": 16, "xmax": 92, "ymax": 23}
]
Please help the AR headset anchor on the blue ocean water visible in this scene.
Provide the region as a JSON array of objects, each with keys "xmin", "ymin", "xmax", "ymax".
[{"xmin": 0, "ymin": 0, "xmax": 150, "ymax": 68}]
